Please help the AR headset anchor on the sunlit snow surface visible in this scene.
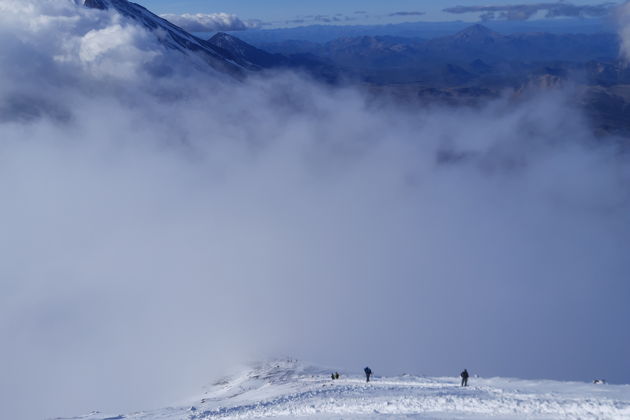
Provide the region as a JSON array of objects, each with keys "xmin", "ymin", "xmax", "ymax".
[{"xmin": 58, "ymin": 360, "xmax": 630, "ymax": 420}]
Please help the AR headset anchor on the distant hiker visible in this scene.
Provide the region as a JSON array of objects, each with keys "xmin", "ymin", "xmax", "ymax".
[
  {"xmin": 335, "ymin": 372, "xmax": 340, "ymax": 380},
  {"xmin": 331, "ymin": 373, "xmax": 335, "ymax": 380},
  {"xmin": 460, "ymin": 369, "xmax": 469, "ymax": 387},
  {"xmin": 364, "ymin": 366, "xmax": 372, "ymax": 382}
]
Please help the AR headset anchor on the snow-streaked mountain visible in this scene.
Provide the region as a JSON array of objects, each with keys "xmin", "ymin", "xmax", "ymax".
[
  {"xmin": 82, "ymin": 0, "xmax": 245, "ymax": 77},
  {"xmin": 208, "ymin": 33, "xmax": 289, "ymax": 70},
  {"xmin": 58, "ymin": 359, "xmax": 630, "ymax": 419},
  {"xmin": 207, "ymin": 33, "xmax": 340, "ymax": 82}
]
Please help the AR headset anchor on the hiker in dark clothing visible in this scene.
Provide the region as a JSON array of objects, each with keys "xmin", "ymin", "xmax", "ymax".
[
  {"xmin": 364, "ymin": 367, "xmax": 372, "ymax": 382},
  {"xmin": 331, "ymin": 373, "xmax": 335, "ymax": 380},
  {"xmin": 460, "ymin": 369, "xmax": 469, "ymax": 387},
  {"xmin": 335, "ymin": 372, "xmax": 340, "ymax": 380}
]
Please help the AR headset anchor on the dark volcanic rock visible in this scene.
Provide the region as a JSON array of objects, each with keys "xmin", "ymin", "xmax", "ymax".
[{"xmin": 84, "ymin": 0, "xmax": 107, "ymax": 9}]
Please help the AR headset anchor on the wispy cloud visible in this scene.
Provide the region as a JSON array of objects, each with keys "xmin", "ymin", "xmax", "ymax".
[
  {"xmin": 160, "ymin": 12, "xmax": 262, "ymax": 32},
  {"xmin": 282, "ymin": 10, "xmax": 426, "ymax": 26},
  {"xmin": 389, "ymin": 11, "xmax": 425, "ymax": 17},
  {"xmin": 284, "ymin": 14, "xmax": 357, "ymax": 25},
  {"xmin": 444, "ymin": 2, "xmax": 616, "ymax": 21}
]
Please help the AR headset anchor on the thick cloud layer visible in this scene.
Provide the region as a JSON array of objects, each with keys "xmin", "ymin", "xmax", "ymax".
[
  {"xmin": 159, "ymin": 12, "xmax": 262, "ymax": 32},
  {"xmin": 1, "ymin": 1, "xmax": 630, "ymax": 420}
]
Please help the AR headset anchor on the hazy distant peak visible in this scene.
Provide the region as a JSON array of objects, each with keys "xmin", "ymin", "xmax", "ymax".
[
  {"xmin": 209, "ymin": 32, "xmax": 250, "ymax": 49},
  {"xmin": 325, "ymin": 35, "xmax": 405, "ymax": 51},
  {"xmin": 453, "ymin": 24, "xmax": 503, "ymax": 42},
  {"xmin": 208, "ymin": 32, "xmax": 289, "ymax": 70}
]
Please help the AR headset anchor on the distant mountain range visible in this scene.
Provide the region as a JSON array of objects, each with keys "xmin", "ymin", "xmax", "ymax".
[
  {"xmin": 81, "ymin": 1, "xmax": 622, "ymax": 86},
  {"xmin": 230, "ymin": 18, "xmax": 613, "ymax": 45},
  {"xmin": 215, "ymin": 26, "xmax": 629, "ymax": 134},
  {"xmin": 256, "ymin": 24, "xmax": 620, "ymax": 83},
  {"xmin": 81, "ymin": 1, "xmax": 629, "ymax": 135}
]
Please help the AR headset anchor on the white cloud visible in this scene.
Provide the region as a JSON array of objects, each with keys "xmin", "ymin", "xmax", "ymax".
[
  {"xmin": 160, "ymin": 12, "xmax": 261, "ymax": 32},
  {"xmin": 74, "ymin": 24, "xmax": 160, "ymax": 78},
  {"xmin": 1, "ymin": 1, "xmax": 629, "ymax": 420},
  {"xmin": 617, "ymin": 1, "xmax": 630, "ymax": 61}
]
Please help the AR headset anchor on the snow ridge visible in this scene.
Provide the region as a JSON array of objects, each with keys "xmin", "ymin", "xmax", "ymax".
[{"xmin": 59, "ymin": 360, "xmax": 630, "ymax": 420}]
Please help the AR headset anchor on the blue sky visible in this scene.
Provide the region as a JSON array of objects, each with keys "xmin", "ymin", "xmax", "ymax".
[{"xmin": 137, "ymin": 0, "xmax": 620, "ymax": 27}]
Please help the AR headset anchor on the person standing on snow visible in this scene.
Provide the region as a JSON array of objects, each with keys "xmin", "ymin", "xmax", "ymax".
[
  {"xmin": 364, "ymin": 367, "xmax": 372, "ymax": 382},
  {"xmin": 460, "ymin": 369, "xmax": 469, "ymax": 387}
]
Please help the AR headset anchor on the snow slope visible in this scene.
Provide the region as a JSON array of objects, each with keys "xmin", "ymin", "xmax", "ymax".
[
  {"xmin": 82, "ymin": 0, "xmax": 246, "ymax": 76},
  {"xmin": 56, "ymin": 359, "xmax": 630, "ymax": 420}
]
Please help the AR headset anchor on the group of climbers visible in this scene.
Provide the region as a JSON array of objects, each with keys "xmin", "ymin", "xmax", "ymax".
[{"xmin": 332, "ymin": 366, "xmax": 471, "ymax": 386}]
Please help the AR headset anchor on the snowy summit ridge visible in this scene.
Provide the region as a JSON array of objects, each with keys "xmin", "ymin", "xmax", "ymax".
[{"xmin": 60, "ymin": 359, "xmax": 630, "ymax": 419}]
